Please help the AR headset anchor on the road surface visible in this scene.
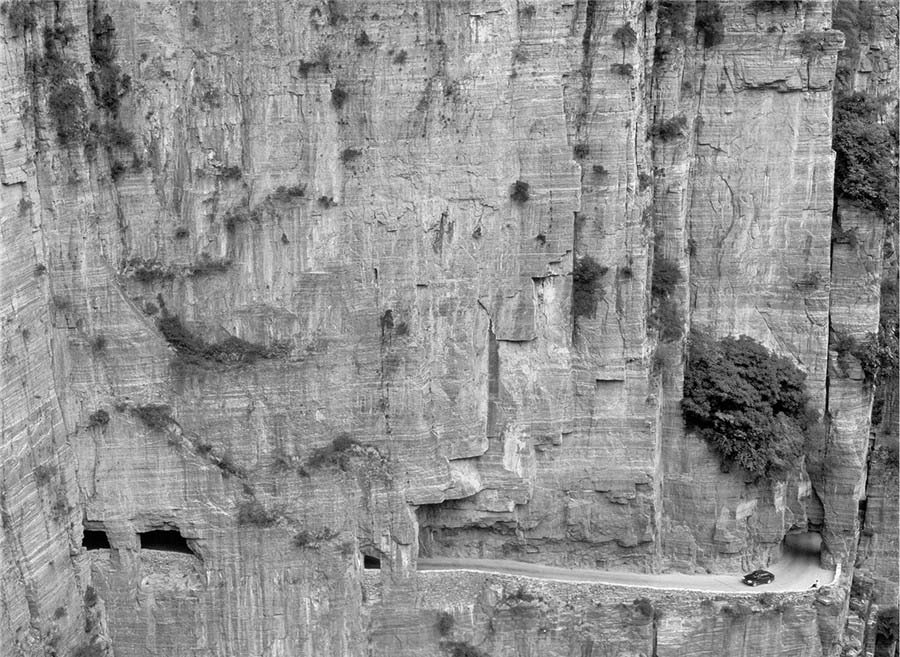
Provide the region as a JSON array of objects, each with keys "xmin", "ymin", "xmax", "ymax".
[{"xmin": 419, "ymin": 552, "xmax": 835, "ymax": 594}]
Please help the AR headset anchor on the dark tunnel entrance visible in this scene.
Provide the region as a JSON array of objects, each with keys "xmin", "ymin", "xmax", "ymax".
[
  {"xmin": 783, "ymin": 530, "xmax": 823, "ymax": 558},
  {"xmin": 362, "ymin": 554, "xmax": 381, "ymax": 569},
  {"xmin": 139, "ymin": 529, "xmax": 195, "ymax": 555},
  {"xmin": 82, "ymin": 529, "xmax": 111, "ymax": 550}
]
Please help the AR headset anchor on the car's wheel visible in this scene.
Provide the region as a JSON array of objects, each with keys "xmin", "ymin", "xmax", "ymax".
[{"xmin": 752, "ymin": 582, "xmax": 757, "ymax": 587}]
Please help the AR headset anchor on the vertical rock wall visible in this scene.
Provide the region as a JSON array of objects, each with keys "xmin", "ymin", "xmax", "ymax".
[
  {"xmin": 1, "ymin": 1, "xmax": 892, "ymax": 656},
  {"xmin": 655, "ymin": 0, "xmax": 841, "ymax": 570}
]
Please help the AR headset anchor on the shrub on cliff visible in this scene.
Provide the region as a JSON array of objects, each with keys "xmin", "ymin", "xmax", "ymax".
[
  {"xmin": 89, "ymin": 14, "xmax": 131, "ymax": 114},
  {"xmin": 651, "ymin": 115, "xmax": 688, "ymax": 141},
  {"xmin": 305, "ymin": 433, "xmax": 360, "ymax": 471},
  {"xmin": 436, "ymin": 611, "xmax": 455, "ymax": 636},
  {"xmin": 613, "ymin": 23, "xmax": 637, "ymax": 49},
  {"xmin": 132, "ymin": 404, "xmax": 174, "ymax": 431},
  {"xmin": 876, "ymin": 608, "xmax": 899, "ymax": 657},
  {"xmin": 573, "ymin": 255, "xmax": 608, "ymax": 318},
  {"xmin": 510, "ymin": 179, "xmax": 530, "ymax": 203},
  {"xmin": 2, "ymin": 0, "xmax": 36, "ymax": 33},
  {"xmin": 657, "ymin": 1, "xmax": 690, "ymax": 40},
  {"xmin": 682, "ymin": 330, "xmax": 810, "ymax": 478},
  {"xmin": 833, "ymin": 93, "xmax": 899, "ymax": 217},
  {"xmin": 237, "ymin": 499, "xmax": 277, "ymax": 527},
  {"xmin": 38, "ymin": 22, "xmax": 87, "ymax": 145},
  {"xmin": 695, "ymin": 0, "xmax": 724, "ymax": 48},
  {"xmin": 442, "ymin": 642, "xmax": 486, "ymax": 657},
  {"xmin": 650, "ymin": 255, "xmax": 684, "ymax": 342}
]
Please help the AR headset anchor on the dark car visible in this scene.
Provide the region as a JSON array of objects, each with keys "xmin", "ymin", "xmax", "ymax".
[{"xmin": 742, "ymin": 569, "xmax": 775, "ymax": 586}]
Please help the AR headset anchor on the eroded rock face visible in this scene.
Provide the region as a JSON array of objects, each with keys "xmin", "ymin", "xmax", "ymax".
[{"xmin": 0, "ymin": 1, "xmax": 895, "ymax": 656}]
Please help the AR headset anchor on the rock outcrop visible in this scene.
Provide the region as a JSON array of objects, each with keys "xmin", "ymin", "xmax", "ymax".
[{"xmin": 0, "ymin": 1, "xmax": 896, "ymax": 656}]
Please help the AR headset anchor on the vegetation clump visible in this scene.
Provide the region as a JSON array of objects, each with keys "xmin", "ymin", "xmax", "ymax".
[
  {"xmin": 269, "ymin": 184, "xmax": 306, "ymax": 202},
  {"xmin": 292, "ymin": 528, "xmax": 338, "ymax": 548},
  {"xmin": 682, "ymin": 330, "xmax": 811, "ymax": 478},
  {"xmin": 2, "ymin": 0, "xmax": 36, "ymax": 33},
  {"xmin": 237, "ymin": 500, "xmax": 277, "ymax": 527},
  {"xmin": 442, "ymin": 641, "xmax": 487, "ymax": 657},
  {"xmin": 37, "ymin": 21, "xmax": 86, "ymax": 145},
  {"xmin": 436, "ymin": 611, "xmax": 455, "ymax": 636},
  {"xmin": 748, "ymin": 0, "xmax": 796, "ymax": 12},
  {"xmin": 510, "ymin": 179, "xmax": 530, "ymax": 203},
  {"xmin": 123, "ymin": 257, "xmax": 175, "ymax": 283},
  {"xmin": 132, "ymin": 404, "xmax": 174, "ymax": 431},
  {"xmin": 833, "ymin": 93, "xmax": 899, "ymax": 216},
  {"xmin": 650, "ymin": 255, "xmax": 684, "ymax": 342},
  {"xmin": 157, "ymin": 312, "xmax": 284, "ymax": 366},
  {"xmin": 573, "ymin": 255, "xmax": 608, "ymax": 318},
  {"xmin": 695, "ymin": 0, "xmax": 724, "ymax": 48},
  {"xmin": 305, "ymin": 433, "xmax": 360, "ymax": 471},
  {"xmin": 613, "ymin": 23, "xmax": 637, "ymax": 49},
  {"xmin": 340, "ymin": 147, "xmax": 361, "ymax": 164},
  {"xmin": 331, "ymin": 84, "xmax": 348, "ymax": 109},
  {"xmin": 89, "ymin": 13, "xmax": 131, "ymax": 114},
  {"xmin": 876, "ymin": 608, "xmax": 899, "ymax": 657},
  {"xmin": 87, "ymin": 409, "xmax": 110, "ymax": 428},
  {"xmin": 657, "ymin": 1, "xmax": 690, "ymax": 40},
  {"xmin": 652, "ymin": 115, "xmax": 688, "ymax": 141}
]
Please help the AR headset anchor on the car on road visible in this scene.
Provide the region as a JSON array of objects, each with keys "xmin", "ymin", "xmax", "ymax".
[{"xmin": 742, "ymin": 569, "xmax": 775, "ymax": 586}]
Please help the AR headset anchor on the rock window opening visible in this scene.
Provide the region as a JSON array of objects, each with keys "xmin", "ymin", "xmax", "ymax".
[
  {"xmin": 139, "ymin": 529, "xmax": 194, "ymax": 555},
  {"xmin": 82, "ymin": 530, "xmax": 111, "ymax": 550},
  {"xmin": 363, "ymin": 554, "xmax": 381, "ymax": 569}
]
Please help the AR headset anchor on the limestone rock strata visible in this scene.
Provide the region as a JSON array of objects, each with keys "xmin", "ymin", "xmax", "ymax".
[
  {"xmin": 0, "ymin": 1, "xmax": 893, "ymax": 657},
  {"xmin": 367, "ymin": 569, "xmax": 835, "ymax": 657}
]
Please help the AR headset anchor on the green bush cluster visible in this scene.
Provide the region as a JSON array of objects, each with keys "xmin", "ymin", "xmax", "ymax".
[
  {"xmin": 748, "ymin": 0, "xmax": 796, "ymax": 11},
  {"xmin": 292, "ymin": 528, "xmax": 338, "ymax": 548},
  {"xmin": 1, "ymin": 0, "xmax": 36, "ymax": 33},
  {"xmin": 573, "ymin": 255, "xmax": 608, "ymax": 318},
  {"xmin": 157, "ymin": 312, "xmax": 286, "ymax": 366},
  {"xmin": 650, "ymin": 255, "xmax": 683, "ymax": 342},
  {"xmin": 331, "ymin": 84, "xmax": 348, "ymax": 109},
  {"xmin": 305, "ymin": 434, "xmax": 360, "ymax": 471},
  {"xmin": 632, "ymin": 597, "xmax": 656, "ymax": 619},
  {"xmin": 87, "ymin": 409, "xmax": 110, "ymax": 427},
  {"xmin": 613, "ymin": 23, "xmax": 637, "ymax": 49},
  {"xmin": 237, "ymin": 500, "xmax": 277, "ymax": 527},
  {"xmin": 341, "ymin": 147, "xmax": 361, "ymax": 164},
  {"xmin": 657, "ymin": 1, "xmax": 690, "ymax": 40},
  {"xmin": 442, "ymin": 642, "xmax": 487, "ymax": 657},
  {"xmin": 89, "ymin": 14, "xmax": 130, "ymax": 114},
  {"xmin": 695, "ymin": 0, "xmax": 724, "ymax": 48},
  {"xmin": 652, "ymin": 115, "xmax": 688, "ymax": 141},
  {"xmin": 510, "ymin": 179, "xmax": 530, "ymax": 203},
  {"xmin": 436, "ymin": 611, "xmax": 455, "ymax": 636},
  {"xmin": 833, "ymin": 93, "xmax": 899, "ymax": 216},
  {"xmin": 132, "ymin": 404, "xmax": 174, "ymax": 431},
  {"xmin": 33, "ymin": 21, "xmax": 86, "ymax": 145},
  {"xmin": 270, "ymin": 184, "xmax": 306, "ymax": 201},
  {"xmin": 876, "ymin": 608, "xmax": 899, "ymax": 657},
  {"xmin": 682, "ymin": 330, "xmax": 810, "ymax": 478}
]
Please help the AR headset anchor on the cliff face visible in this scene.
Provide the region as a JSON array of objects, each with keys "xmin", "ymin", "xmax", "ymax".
[
  {"xmin": 0, "ymin": 1, "xmax": 896, "ymax": 657},
  {"xmin": 652, "ymin": 0, "xmax": 841, "ymax": 572}
]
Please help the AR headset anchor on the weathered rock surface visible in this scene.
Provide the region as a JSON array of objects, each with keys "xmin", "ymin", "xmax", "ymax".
[{"xmin": 0, "ymin": 1, "xmax": 896, "ymax": 656}]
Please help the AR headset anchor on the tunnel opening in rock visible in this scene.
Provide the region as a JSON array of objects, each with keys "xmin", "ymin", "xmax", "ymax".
[
  {"xmin": 363, "ymin": 554, "xmax": 381, "ymax": 569},
  {"xmin": 139, "ymin": 529, "xmax": 194, "ymax": 555},
  {"xmin": 82, "ymin": 529, "xmax": 111, "ymax": 550},
  {"xmin": 782, "ymin": 530, "xmax": 823, "ymax": 558}
]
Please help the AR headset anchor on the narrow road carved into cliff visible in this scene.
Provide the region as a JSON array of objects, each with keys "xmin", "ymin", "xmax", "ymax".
[{"xmin": 418, "ymin": 553, "xmax": 835, "ymax": 594}]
